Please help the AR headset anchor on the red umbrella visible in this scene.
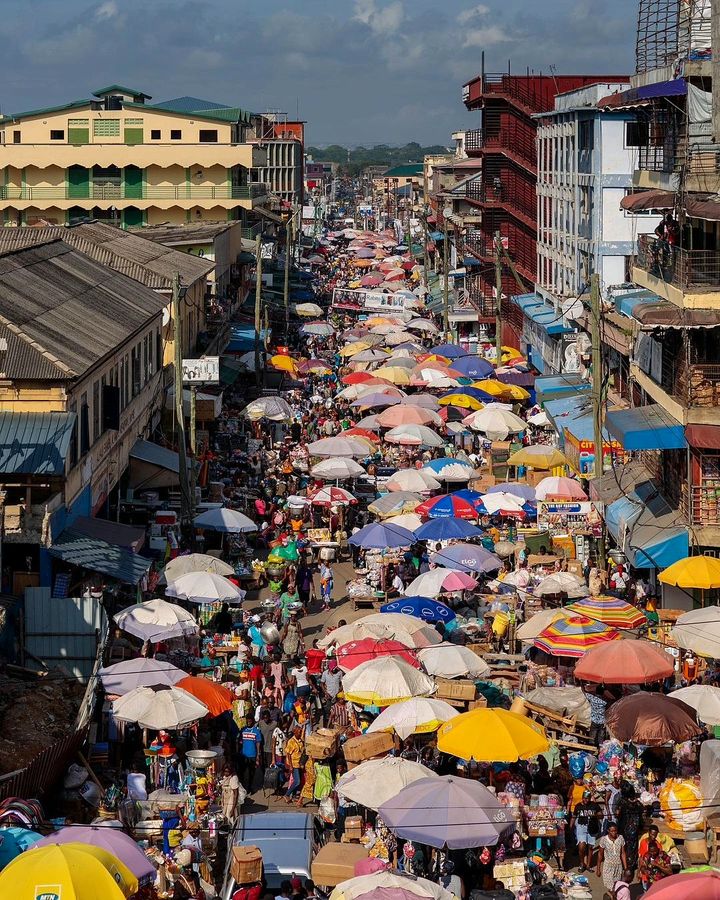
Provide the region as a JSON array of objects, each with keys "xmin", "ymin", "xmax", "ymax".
[
  {"xmin": 574, "ymin": 640, "xmax": 674, "ymax": 684},
  {"xmin": 416, "ymin": 494, "xmax": 479, "ymax": 521},
  {"xmin": 307, "ymin": 486, "xmax": 358, "ymax": 507},
  {"xmin": 336, "ymin": 638, "xmax": 420, "ymax": 672},
  {"xmin": 361, "ymin": 274, "xmax": 384, "ymax": 287},
  {"xmin": 342, "ymin": 372, "xmax": 382, "ymax": 385},
  {"xmin": 345, "ymin": 427, "xmax": 381, "ymax": 442}
]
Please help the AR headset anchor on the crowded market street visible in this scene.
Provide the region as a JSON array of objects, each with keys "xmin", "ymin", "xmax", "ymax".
[{"xmin": 3, "ymin": 213, "xmax": 720, "ymax": 900}]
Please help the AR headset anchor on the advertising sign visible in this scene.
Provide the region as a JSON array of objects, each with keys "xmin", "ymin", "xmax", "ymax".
[{"xmin": 182, "ymin": 357, "xmax": 219, "ymax": 384}]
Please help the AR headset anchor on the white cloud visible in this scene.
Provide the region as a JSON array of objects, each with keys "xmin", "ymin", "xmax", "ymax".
[
  {"xmin": 354, "ymin": 0, "xmax": 404, "ymax": 36},
  {"xmin": 463, "ymin": 25, "xmax": 512, "ymax": 47},
  {"xmin": 95, "ymin": 1, "xmax": 118, "ymax": 20},
  {"xmin": 458, "ymin": 4, "xmax": 490, "ymax": 23}
]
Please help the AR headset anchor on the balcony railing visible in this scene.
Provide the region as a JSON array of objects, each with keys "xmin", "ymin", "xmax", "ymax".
[
  {"xmin": 0, "ymin": 183, "xmax": 270, "ymax": 201},
  {"xmin": 465, "ymin": 178, "xmax": 536, "ymax": 222},
  {"xmin": 462, "ymin": 127, "xmax": 536, "ymax": 169},
  {"xmin": 636, "ymin": 234, "xmax": 720, "ymax": 292},
  {"xmin": 481, "ymin": 74, "xmax": 549, "ymax": 114},
  {"xmin": 240, "ymin": 223, "xmax": 263, "ymax": 239},
  {"xmin": 682, "ymin": 483, "xmax": 720, "ymax": 527}
]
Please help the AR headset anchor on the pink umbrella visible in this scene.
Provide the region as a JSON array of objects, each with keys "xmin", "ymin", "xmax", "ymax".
[
  {"xmin": 307, "ymin": 486, "xmax": 358, "ymax": 506},
  {"xmin": 534, "ymin": 476, "xmax": 588, "ymax": 500},
  {"xmin": 376, "ymin": 405, "xmax": 442, "ymax": 428},
  {"xmin": 385, "ymin": 269, "xmax": 407, "ymax": 281},
  {"xmin": 361, "ymin": 274, "xmax": 384, "ymax": 287}
]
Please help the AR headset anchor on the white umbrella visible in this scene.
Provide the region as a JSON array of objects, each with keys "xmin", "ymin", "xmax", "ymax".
[
  {"xmin": 407, "ymin": 318, "xmax": 440, "ymax": 334},
  {"xmin": 114, "ymin": 598, "xmax": 198, "ymax": 643},
  {"xmin": 418, "ymin": 644, "xmax": 490, "ymax": 679},
  {"xmin": 405, "ymin": 569, "xmax": 475, "ymax": 598},
  {"xmin": 112, "ymin": 684, "xmax": 209, "ymax": 730},
  {"xmin": 527, "ymin": 410, "xmax": 550, "ymax": 427},
  {"xmin": 384, "ymin": 425, "xmax": 445, "ymax": 448},
  {"xmin": 318, "ymin": 614, "xmax": 441, "ymax": 650},
  {"xmin": 480, "ymin": 492, "xmax": 528, "ymax": 515},
  {"xmin": 516, "ymin": 608, "xmax": 566, "ymax": 642},
  {"xmin": 384, "ymin": 513, "xmax": 424, "ymax": 532},
  {"xmin": 367, "ymin": 491, "xmax": 422, "ymax": 517},
  {"xmin": 243, "ymin": 396, "xmax": 294, "ymax": 421},
  {"xmin": 342, "ymin": 656, "xmax": 436, "ymax": 706},
  {"xmin": 535, "ymin": 572, "xmax": 588, "ymax": 598},
  {"xmin": 194, "ymin": 508, "xmax": 257, "ymax": 533},
  {"xmin": 166, "ymin": 571, "xmax": 246, "ymax": 605},
  {"xmin": 335, "ymin": 757, "xmax": 437, "ymax": 811},
  {"xmin": 464, "ymin": 407, "xmax": 527, "ymax": 441},
  {"xmin": 400, "ymin": 393, "xmax": 440, "ymax": 409},
  {"xmin": 367, "ymin": 697, "xmax": 460, "ymax": 740},
  {"xmin": 311, "ymin": 458, "xmax": 366, "ymax": 480},
  {"xmin": 307, "ymin": 436, "xmax": 370, "ymax": 458},
  {"xmin": 99, "ymin": 658, "xmax": 185, "ymax": 695},
  {"xmin": 421, "ymin": 462, "xmax": 473, "ymax": 484},
  {"xmin": 294, "ymin": 302, "xmax": 323, "ymax": 317},
  {"xmin": 672, "ymin": 606, "xmax": 720, "ymax": 658},
  {"xmin": 386, "ymin": 469, "xmax": 441, "ymax": 493},
  {"xmin": 162, "ymin": 553, "xmax": 234, "ymax": 584},
  {"xmin": 669, "ymin": 685, "xmax": 720, "ymax": 725}
]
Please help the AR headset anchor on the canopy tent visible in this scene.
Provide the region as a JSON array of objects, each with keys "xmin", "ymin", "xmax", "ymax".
[{"xmin": 605, "ymin": 404, "xmax": 687, "ymax": 451}]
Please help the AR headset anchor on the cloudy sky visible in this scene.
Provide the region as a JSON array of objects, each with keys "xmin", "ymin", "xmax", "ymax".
[{"xmin": 1, "ymin": 0, "xmax": 635, "ymax": 146}]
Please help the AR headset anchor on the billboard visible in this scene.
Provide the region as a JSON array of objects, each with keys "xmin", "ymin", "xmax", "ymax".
[{"xmin": 182, "ymin": 357, "xmax": 220, "ymax": 384}]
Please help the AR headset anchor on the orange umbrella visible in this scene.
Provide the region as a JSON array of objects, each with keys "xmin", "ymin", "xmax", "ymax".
[{"xmin": 176, "ymin": 676, "xmax": 233, "ymax": 717}]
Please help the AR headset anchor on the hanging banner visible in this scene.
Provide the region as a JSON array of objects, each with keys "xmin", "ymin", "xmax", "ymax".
[{"xmin": 537, "ymin": 500, "xmax": 604, "ymax": 536}]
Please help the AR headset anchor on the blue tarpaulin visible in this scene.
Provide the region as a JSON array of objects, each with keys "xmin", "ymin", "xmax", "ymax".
[
  {"xmin": 228, "ymin": 324, "xmax": 267, "ymax": 353},
  {"xmin": 614, "ymin": 289, "xmax": 660, "ymax": 318},
  {"xmin": 605, "ymin": 482, "xmax": 689, "ymax": 569},
  {"xmin": 605, "ymin": 404, "xmax": 687, "ymax": 451}
]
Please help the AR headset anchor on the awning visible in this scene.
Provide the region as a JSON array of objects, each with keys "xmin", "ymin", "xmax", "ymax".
[
  {"xmin": 632, "ymin": 302, "xmax": 720, "ymax": 328},
  {"xmin": 605, "ymin": 404, "xmax": 686, "ymax": 450},
  {"xmin": 536, "ymin": 375, "xmax": 591, "ymax": 403},
  {"xmin": 129, "ymin": 439, "xmax": 187, "ymax": 490},
  {"xmin": 512, "ymin": 292, "xmax": 546, "ymax": 313},
  {"xmin": 589, "ymin": 461, "xmax": 654, "ymax": 504},
  {"xmin": 613, "ymin": 289, "xmax": 660, "ymax": 318},
  {"xmin": 49, "ymin": 528, "xmax": 152, "ymax": 585},
  {"xmin": 564, "ymin": 413, "xmax": 612, "ymax": 443},
  {"xmin": 544, "ymin": 393, "xmax": 593, "ymax": 430},
  {"xmin": 463, "ymin": 256, "xmax": 481, "ymax": 268},
  {"xmin": 0, "ymin": 411, "xmax": 76, "ymax": 476},
  {"xmin": 599, "ymin": 78, "xmax": 687, "ymax": 109},
  {"xmin": 686, "ymin": 424, "xmax": 720, "ymax": 449},
  {"xmin": 71, "ymin": 516, "xmax": 145, "ymax": 552},
  {"xmin": 605, "ymin": 481, "xmax": 689, "ymax": 569},
  {"xmin": 620, "ymin": 190, "xmax": 676, "ymax": 213},
  {"xmin": 529, "ymin": 306, "xmax": 574, "ymax": 335}
]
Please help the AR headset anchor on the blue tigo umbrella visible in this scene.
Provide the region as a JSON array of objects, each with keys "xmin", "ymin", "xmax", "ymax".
[
  {"xmin": 429, "ymin": 343, "xmax": 465, "ymax": 359},
  {"xmin": 381, "ymin": 595, "xmax": 456, "ymax": 623},
  {"xmin": 430, "ymin": 543, "xmax": 503, "ymax": 574},
  {"xmin": 349, "ymin": 521, "xmax": 415, "ymax": 549},
  {"xmin": 451, "ymin": 356, "xmax": 495, "ymax": 378},
  {"xmin": 414, "ymin": 518, "xmax": 483, "ymax": 541},
  {"xmin": 0, "ymin": 827, "xmax": 42, "ymax": 870}
]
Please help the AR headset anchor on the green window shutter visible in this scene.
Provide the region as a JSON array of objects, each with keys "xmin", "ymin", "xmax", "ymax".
[
  {"xmin": 93, "ymin": 119, "xmax": 120, "ymax": 137},
  {"xmin": 68, "ymin": 165, "xmax": 90, "ymax": 199},
  {"xmin": 124, "ymin": 119, "xmax": 144, "ymax": 145},
  {"xmin": 123, "ymin": 165, "xmax": 143, "ymax": 199},
  {"xmin": 123, "ymin": 207, "xmax": 143, "ymax": 228}
]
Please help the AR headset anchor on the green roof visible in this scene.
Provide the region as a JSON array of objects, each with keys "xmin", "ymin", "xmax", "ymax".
[
  {"xmin": 93, "ymin": 84, "xmax": 152, "ymax": 99},
  {"xmin": 1, "ymin": 100, "xmax": 91, "ymax": 122},
  {"xmin": 123, "ymin": 101, "xmax": 252, "ymax": 124},
  {"xmin": 383, "ymin": 163, "xmax": 424, "ymax": 178}
]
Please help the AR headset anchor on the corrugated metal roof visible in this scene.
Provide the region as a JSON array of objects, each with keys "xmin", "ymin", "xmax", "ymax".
[
  {"xmin": 49, "ymin": 528, "xmax": 152, "ymax": 585},
  {"xmin": 0, "ymin": 223, "xmax": 213, "ymax": 289},
  {"xmin": 0, "ymin": 239, "xmax": 167, "ymax": 377},
  {"xmin": 0, "ymin": 324, "xmax": 67, "ymax": 379},
  {"xmin": 130, "ymin": 222, "xmax": 235, "ymax": 246},
  {"xmin": 129, "ymin": 439, "xmax": 181, "ymax": 473},
  {"xmin": 0, "ymin": 411, "xmax": 76, "ymax": 475},
  {"xmin": 93, "ymin": 84, "xmax": 151, "ymax": 99},
  {"xmin": 153, "ymin": 95, "xmax": 230, "ymax": 112}
]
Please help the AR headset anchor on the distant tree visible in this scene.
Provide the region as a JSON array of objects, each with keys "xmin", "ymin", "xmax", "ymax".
[{"xmin": 307, "ymin": 142, "xmax": 450, "ymax": 176}]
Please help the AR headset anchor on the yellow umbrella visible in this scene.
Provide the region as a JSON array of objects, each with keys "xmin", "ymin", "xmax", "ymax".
[
  {"xmin": 437, "ymin": 393, "xmax": 484, "ymax": 410},
  {"xmin": 1, "ymin": 842, "xmax": 138, "ymax": 899},
  {"xmin": 339, "ymin": 342, "xmax": 371, "ymax": 357},
  {"xmin": 269, "ymin": 354, "xmax": 298, "ymax": 375},
  {"xmin": 659, "ymin": 555, "xmax": 720, "ymax": 589},
  {"xmin": 506, "ymin": 445, "xmax": 568, "ymax": 469},
  {"xmin": 437, "ymin": 708, "xmax": 549, "ymax": 762},
  {"xmin": 374, "ymin": 366, "xmax": 412, "ymax": 385},
  {"xmin": 422, "ymin": 354, "xmax": 451, "ymax": 364},
  {"xmin": 367, "ymin": 316, "xmax": 403, "ymax": 326},
  {"xmin": 471, "ymin": 380, "xmax": 530, "ymax": 401}
]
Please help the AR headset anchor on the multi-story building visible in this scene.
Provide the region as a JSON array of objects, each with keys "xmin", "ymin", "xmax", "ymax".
[
  {"xmin": 0, "ymin": 85, "xmax": 269, "ymax": 228},
  {"xmin": 461, "ymin": 68, "xmax": 629, "ymax": 331},
  {"xmin": 255, "ymin": 113, "xmax": 305, "ymax": 207}
]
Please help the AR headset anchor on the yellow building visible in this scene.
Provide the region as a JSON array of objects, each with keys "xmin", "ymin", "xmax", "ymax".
[{"xmin": 0, "ymin": 85, "xmax": 270, "ymax": 228}]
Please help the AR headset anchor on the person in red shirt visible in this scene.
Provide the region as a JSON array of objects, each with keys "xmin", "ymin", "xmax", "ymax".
[
  {"xmin": 305, "ymin": 639, "xmax": 325, "ymax": 679},
  {"xmin": 248, "ymin": 658, "xmax": 264, "ymax": 691},
  {"xmin": 232, "ymin": 882, "xmax": 262, "ymax": 900}
]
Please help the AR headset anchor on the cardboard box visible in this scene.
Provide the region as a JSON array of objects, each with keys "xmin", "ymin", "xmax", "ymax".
[
  {"xmin": 683, "ymin": 836, "xmax": 710, "ymax": 863},
  {"xmin": 312, "ymin": 842, "xmax": 369, "ymax": 886},
  {"xmin": 344, "ymin": 815, "xmax": 363, "ymax": 841},
  {"xmin": 468, "ymin": 697, "xmax": 488, "ymax": 709},
  {"xmin": 306, "ymin": 729, "xmax": 339, "ymax": 760},
  {"xmin": 466, "ymin": 642, "xmax": 491, "ymax": 656},
  {"xmin": 342, "ymin": 732, "xmax": 394, "ymax": 763},
  {"xmin": 230, "ymin": 846, "xmax": 263, "ymax": 884},
  {"xmin": 436, "ymin": 678, "xmax": 477, "ymax": 702}
]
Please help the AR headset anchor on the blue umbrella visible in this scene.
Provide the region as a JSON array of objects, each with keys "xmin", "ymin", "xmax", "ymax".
[
  {"xmin": 381, "ymin": 595, "xmax": 456, "ymax": 623},
  {"xmin": 452, "ymin": 489, "xmax": 484, "ymax": 506},
  {"xmin": 452, "ymin": 356, "xmax": 495, "ymax": 378},
  {"xmin": 349, "ymin": 522, "xmax": 415, "ymax": 549},
  {"xmin": 485, "ymin": 482, "xmax": 537, "ymax": 502},
  {"xmin": 0, "ymin": 827, "xmax": 42, "ymax": 870},
  {"xmin": 438, "ymin": 387, "xmax": 493, "ymax": 403},
  {"xmin": 429, "ymin": 343, "xmax": 465, "ymax": 359},
  {"xmin": 430, "ymin": 543, "xmax": 503, "ymax": 574},
  {"xmin": 423, "ymin": 457, "xmax": 474, "ymax": 475},
  {"xmin": 350, "ymin": 393, "xmax": 401, "ymax": 409},
  {"xmin": 414, "ymin": 518, "xmax": 483, "ymax": 541}
]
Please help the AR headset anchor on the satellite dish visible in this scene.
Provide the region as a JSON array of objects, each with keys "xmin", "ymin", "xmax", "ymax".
[
  {"xmin": 162, "ymin": 307, "xmax": 171, "ymax": 327},
  {"xmin": 561, "ymin": 296, "xmax": 584, "ymax": 321}
]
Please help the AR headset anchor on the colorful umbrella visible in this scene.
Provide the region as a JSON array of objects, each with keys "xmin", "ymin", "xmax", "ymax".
[
  {"xmin": 0, "ymin": 828, "xmax": 42, "ymax": 871},
  {"xmin": 574, "ymin": 640, "xmax": 674, "ymax": 684},
  {"xmin": 381, "ymin": 595, "xmax": 456, "ymax": 623},
  {"xmin": 349, "ymin": 521, "xmax": 416, "ymax": 548},
  {"xmin": 307, "ymin": 485, "xmax": 358, "ymax": 506},
  {"xmin": 176, "ymin": 676, "xmax": 235, "ymax": 717},
  {"xmin": 413, "ymin": 518, "xmax": 483, "ymax": 542},
  {"xmin": 35, "ymin": 827, "xmax": 155, "ymax": 884},
  {"xmin": 430, "ymin": 543, "xmax": 502, "ymax": 574},
  {"xmin": 334, "ymin": 760, "xmax": 438, "ymax": 815},
  {"xmin": 367, "ymin": 697, "xmax": 459, "ymax": 740},
  {"xmin": 437, "ymin": 392, "xmax": 485, "ymax": 411},
  {"xmin": 644, "ymin": 871, "xmax": 720, "ymax": 900},
  {"xmin": 386, "ymin": 469, "xmax": 441, "ymax": 493},
  {"xmin": 606, "ymin": 692, "xmax": 701, "ymax": 746},
  {"xmin": 336, "ymin": 638, "xmax": 420, "ymax": 672},
  {"xmin": 384, "ymin": 424, "xmax": 445, "ymax": 448},
  {"xmin": 418, "ymin": 644, "xmax": 490, "ymax": 680},
  {"xmin": 415, "ymin": 493, "xmax": 479, "ymax": 520},
  {"xmin": 342, "ymin": 656, "xmax": 436, "ymax": 706},
  {"xmin": 659, "ymin": 555, "xmax": 720, "ymax": 589},
  {"xmin": 378, "ymin": 775, "xmax": 512, "ymax": 849},
  {"xmin": 377, "ymin": 405, "xmax": 442, "ymax": 428},
  {"xmin": 566, "ymin": 595, "xmax": 646, "ymax": 629},
  {"xmin": 506, "ymin": 445, "xmax": 568, "ymax": 469},
  {"xmin": 405, "ymin": 568, "xmax": 477, "ymax": 596},
  {"xmin": 437, "ymin": 708, "xmax": 549, "ymax": 762},
  {"xmin": 534, "ymin": 614, "xmax": 621, "ymax": 658},
  {"xmin": 1, "ymin": 843, "xmax": 138, "ymax": 899},
  {"xmin": 449, "ymin": 356, "xmax": 494, "ymax": 378},
  {"xmin": 534, "ymin": 475, "xmax": 588, "ymax": 500}
]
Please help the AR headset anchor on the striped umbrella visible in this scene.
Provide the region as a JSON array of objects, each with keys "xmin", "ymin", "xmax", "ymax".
[
  {"xmin": 307, "ymin": 486, "xmax": 358, "ymax": 506},
  {"xmin": 566, "ymin": 595, "xmax": 647, "ymax": 629},
  {"xmin": 415, "ymin": 493, "xmax": 479, "ymax": 520},
  {"xmin": 534, "ymin": 614, "xmax": 621, "ymax": 658}
]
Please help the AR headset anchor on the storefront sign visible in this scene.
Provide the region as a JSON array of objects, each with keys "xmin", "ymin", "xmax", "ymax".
[
  {"xmin": 563, "ymin": 429, "xmax": 624, "ymax": 477},
  {"xmin": 537, "ymin": 500, "xmax": 604, "ymax": 536}
]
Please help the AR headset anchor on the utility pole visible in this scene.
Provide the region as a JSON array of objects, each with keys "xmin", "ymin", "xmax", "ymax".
[
  {"xmin": 189, "ymin": 384, "xmax": 197, "ymax": 525},
  {"xmin": 422, "ymin": 211, "xmax": 429, "ymax": 287},
  {"xmin": 494, "ymin": 231, "xmax": 503, "ymax": 362},
  {"xmin": 172, "ymin": 274, "xmax": 192, "ymax": 535},
  {"xmin": 283, "ymin": 215, "xmax": 291, "ymax": 338},
  {"xmin": 589, "ymin": 272, "xmax": 606, "ymax": 569},
  {"xmin": 442, "ymin": 227, "xmax": 450, "ymax": 340},
  {"xmin": 254, "ymin": 233, "xmax": 263, "ymax": 388}
]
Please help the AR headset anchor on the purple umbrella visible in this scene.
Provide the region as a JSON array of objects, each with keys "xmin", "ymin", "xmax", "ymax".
[
  {"xmin": 486, "ymin": 482, "xmax": 536, "ymax": 502},
  {"xmin": 400, "ymin": 394, "xmax": 440, "ymax": 409},
  {"xmin": 429, "ymin": 343, "xmax": 465, "ymax": 359},
  {"xmin": 36, "ymin": 826, "xmax": 156, "ymax": 884},
  {"xmin": 350, "ymin": 392, "xmax": 402, "ymax": 409},
  {"xmin": 378, "ymin": 775, "xmax": 513, "ymax": 848},
  {"xmin": 430, "ymin": 543, "xmax": 502, "ymax": 574}
]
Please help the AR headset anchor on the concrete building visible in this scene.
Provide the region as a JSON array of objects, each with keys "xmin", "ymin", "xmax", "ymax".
[
  {"xmin": 0, "ymin": 85, "xmax": 269, "ymax": 228},
  {"xmin": 255, "ymin": 114, "xmax": 305, "ymax": 207}
]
